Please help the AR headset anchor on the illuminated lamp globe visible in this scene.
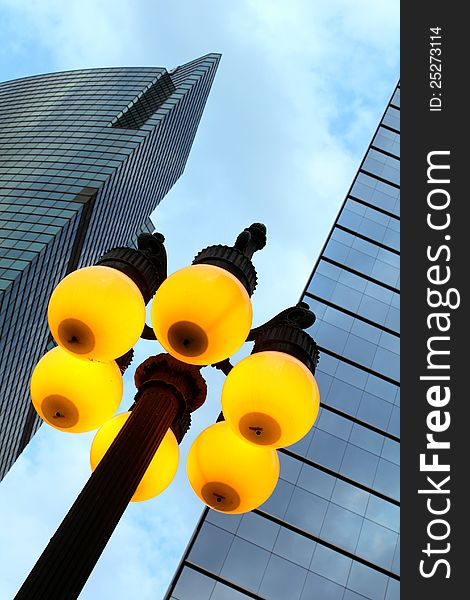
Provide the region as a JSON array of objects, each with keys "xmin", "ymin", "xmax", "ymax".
[
  {"xmin": 48, "ymin": 265, "xmax": 146, "ymax": 362},
  {"xmin": 186, "ymin": 421, "xmax": 279, "ymax": 514},
  {"xmin": 90, "ymin": 412, "xmax": 179, "ymax": 502},
  {"xmin": 222, "ymin": 351, "xmax": 320, "ymax": 448},
  {"xmin": 151, "ymin": 264, "xmax": 252, "ymax": 365},
  {"xmin": 30, "ymin": 346, "xmax": 123, "ymax": 433}
]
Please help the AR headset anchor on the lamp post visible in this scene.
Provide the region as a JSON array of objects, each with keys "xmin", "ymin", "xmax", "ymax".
[{"xmin": 15, "ymin": 224, "xmax": 320, "ymax": 599}]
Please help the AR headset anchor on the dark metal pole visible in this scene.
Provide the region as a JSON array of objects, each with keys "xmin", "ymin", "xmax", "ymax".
[{"xmin": 15, "ymin": 380, "xmax": 183, "ymax": 599}]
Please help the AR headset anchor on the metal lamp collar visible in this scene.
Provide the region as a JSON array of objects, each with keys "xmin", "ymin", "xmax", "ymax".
[
  {"xmin": 96, "ymin": 232, "xmax": 168, "ymax": 304},
  {"xmin": 192, "ymin": 223, "xmax": 267, "ymax": 296},
  {"xmin": 133, "ymin": 353, "xmax": 207, "ymax": 444}
]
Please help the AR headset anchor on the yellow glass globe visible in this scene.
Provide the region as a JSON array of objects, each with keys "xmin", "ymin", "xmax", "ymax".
[
  {"xmin": 48, "ymin": 265, "xmax": 146, "ymax": 362},
  {"xmin": 30, "ymin": 346, "xmax": 123, "ymax": 433},
  {"xmin": 186, "ymin": 421, "xmax": 279, "ymax": 514},
  {"xmin": 90, "ymin": 412, "xmax": 179, "ymax": 502},
  {"xmin": 222, "ymin": 351, "xmax": 320, "ymax": 448},
  {"xmin": 151, "ymin": 264, "xmax": 252, "ymax": 365}
]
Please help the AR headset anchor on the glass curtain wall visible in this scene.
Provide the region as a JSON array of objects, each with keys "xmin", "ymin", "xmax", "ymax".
[{"xmin": 0, "ymin": 55, "xmax": 220, "ymax": 479}]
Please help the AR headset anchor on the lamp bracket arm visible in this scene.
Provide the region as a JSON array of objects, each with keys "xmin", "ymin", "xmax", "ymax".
[
  {"xmin": 140, "ymin": 323, "xmax": 157, "ymax": 341},
  {"xmin": 211, "ymin": 358, "xmax": 233, "ymax": 376},
  {"xmin": 246, "ymin": 302, "xmax": 320, "ymax": 374},
  {"xmin": 247, "ymin": 302, "xmax": 316, "ymax": 342}
]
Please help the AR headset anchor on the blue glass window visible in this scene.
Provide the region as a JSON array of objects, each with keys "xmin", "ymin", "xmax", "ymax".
[
  {"xmin": 340, "ymin": 444, "xmax": 379, "ymax": 488},
  {"xmin": 285, "ymin": 486, "xmax": 329, "ymax": 536},
  {"xmin": 236, "ymin": 512, "xmax": 280, "ymax": 551},
  {"xmin": 320, "ymin": 503, "xmax": 363, "ymax": 552},
  {"xmin": 332, "ymin": 479, "xmax": 369, "ymax": 516},
  {"xmin": 259, "ymin": 554, "xmax": 307, "ymax": 600},
  {"xmin": 188, "ymin": 522, "xmax": 233, "ymax": 573},
  {"xmin": 385, "ymin": 578, "xmax": 400, "ymax": 600},
  {"xmin": 366, "ymin": 495, "xmax": 399, "ymax": 532},
  {"xmin": 310, "ymin": 543, "xmax": 352, "ymax": 585},
  {"xmin": 279, "ymin": 451, "xmax": 302, "ymax": 484},
  {"xmin": 347, "ymin": 561, "xmax": 388, "ymax": 599},
  {"xmin": 338, "ymin": 199, "xmax": 400, "ymax": 251},
  {"xmin": 297, "ymin": 463, "xmax": 336, "ymax": 500},
  {"xmin": 373, "ymin": 458, "xmax": 400, "ymax": 500},
  {"xmin": 351, "ymin": 173, "xmax": 400, "ymax": 216},
  {"xmin": 324, "ymin": 229, "xmax": 399, "ymax": 289},
  {"xmin": 172, "ymin": 567, "xmax": 216, "ymax": 600},
  {"xmin": 382, "ymin": 106, "xmax": 400, "ymax": 130},
  {"xmin": 210, "ymin": 582, "xmax": 252, "ymax": 599},
  {"xmin": 356, "ymin": 519, "xmax": 399, "ymax": 571},
  {"xmin": 363, "ymin": 149, "xmax": 400, "ymax": 186},
  {"xmin": 306, "ymin": 298, "xmax": 399, "ymax": 381},
  {"xmin": 372, "ymin": 126, "xmax": 400, "ymax": 157},
  {"xmin": 261, "ymin": 478, "xmax": 295, "ymax": 518},
  {"xmin": 219, "ymin": 537, "xmax": 270, "ymax": 592},
  {"xmin": 272, "ymin": 527, "xmax": 316, "ymax": 568},
  {"xmin": 206, "ymin": 509, "xmax": 242, "ymax": 534}
]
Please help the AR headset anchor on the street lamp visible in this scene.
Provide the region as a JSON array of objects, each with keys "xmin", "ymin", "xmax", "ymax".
[
  {"xmin": 90, "ymin": 411, "xmax": 180, "ymax": 503},
  {"xmin": 30, "ymin": 346, "xmax": 123, "ymax": 433},
  {"xmin": 15, "ymin": 224, "xmax": 320, "ymax": 599}
]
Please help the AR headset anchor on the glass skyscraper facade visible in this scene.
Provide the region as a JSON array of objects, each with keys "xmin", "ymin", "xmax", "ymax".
[
  {"xmin": 166, "ymin": 83, "xmax": 400, "ymax": 600},
  {"xmin": 0, "ymin": 54, "xmax": 220, "ymax": 480}
]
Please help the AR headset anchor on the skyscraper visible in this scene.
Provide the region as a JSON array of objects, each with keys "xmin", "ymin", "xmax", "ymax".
[
  {"xmin": 0, "ymin": 53, "xmax": 220, "ymax": 481},
  {"xmin": 166, "ymin": 83, "xmax": 400, "ymax": 600}
]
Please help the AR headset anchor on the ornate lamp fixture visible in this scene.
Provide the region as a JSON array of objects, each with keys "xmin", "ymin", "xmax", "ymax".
[{"xmin": 17, "ymin": 224, "xmax": 320, "ymax": 599}]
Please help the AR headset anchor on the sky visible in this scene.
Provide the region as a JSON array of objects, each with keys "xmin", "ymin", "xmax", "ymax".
[{"xmin": 0, "ymin": 1, "xmax": 399, "ymax": 598}]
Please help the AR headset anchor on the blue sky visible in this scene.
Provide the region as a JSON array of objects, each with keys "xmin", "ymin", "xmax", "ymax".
[{"xmin": 0, "ymin": 1, "xmax": 399, "ymax": 598}]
